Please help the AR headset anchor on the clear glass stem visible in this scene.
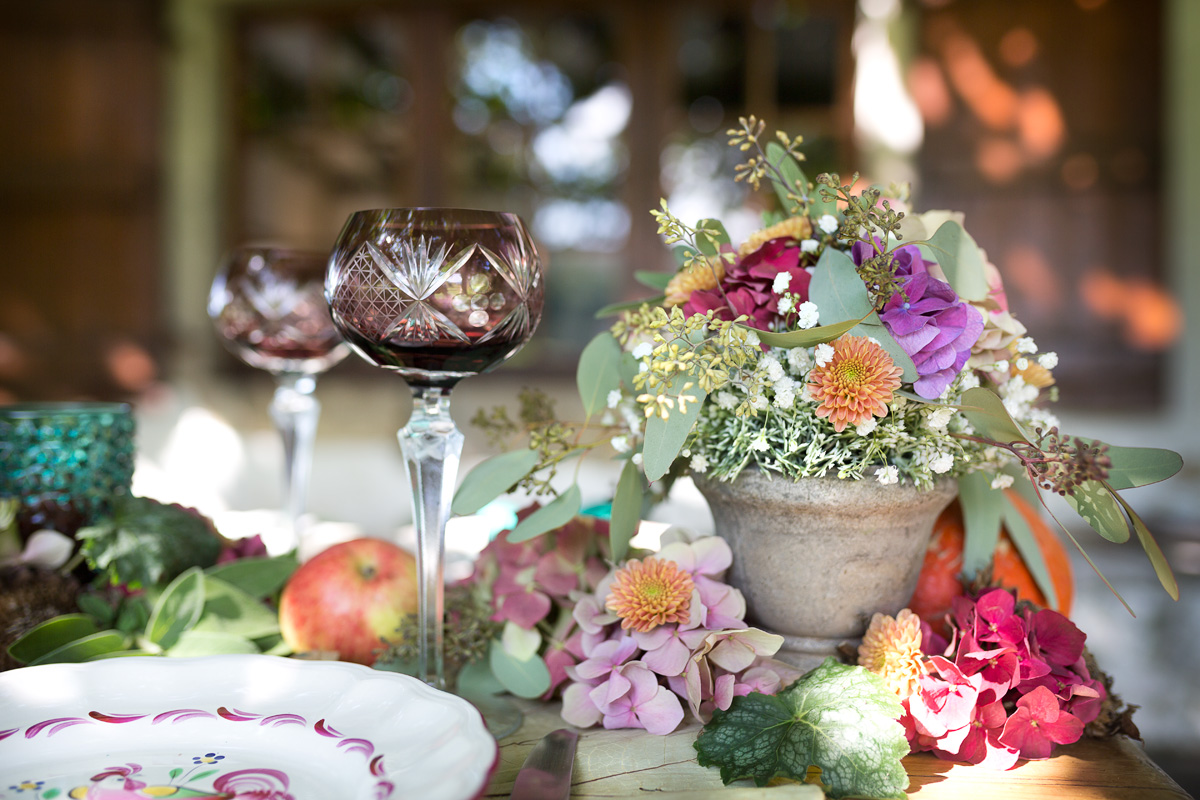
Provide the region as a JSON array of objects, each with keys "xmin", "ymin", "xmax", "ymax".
[
  {"xmin": 397, "ymin": 386, "xmax": 463, "ymax": 690},
  {"xmin": 269, "ymin": 373, "xmax": 320, "ymax": 553}
]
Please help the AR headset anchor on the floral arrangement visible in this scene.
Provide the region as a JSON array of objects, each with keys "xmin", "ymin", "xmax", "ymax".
[
  {"xmin": 857, "ymin": 589, "xmax": 1122, "ymax": 770},
  {"xmin": 458, "ymin": 115, "xmax": 1182, "ymax": 611},
  {"xmin": 399, "ymin": 505, "xmax": 801, "ymax": 733}
]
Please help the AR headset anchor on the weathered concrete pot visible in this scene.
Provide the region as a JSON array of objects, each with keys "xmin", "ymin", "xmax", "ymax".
[{"xmin": 694, "ymin": 471, "xmax": 956, "ymax": 672}]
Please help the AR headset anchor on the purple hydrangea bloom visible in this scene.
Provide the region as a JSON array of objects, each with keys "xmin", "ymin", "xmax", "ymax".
[{"xmin": 853, "ymin": 241, "xmax": 983, "ymax": 399}]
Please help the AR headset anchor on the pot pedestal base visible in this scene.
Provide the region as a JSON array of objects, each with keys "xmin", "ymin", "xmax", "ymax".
[{"xmin": 774, "ymin": 633, "xmax": 861, "ymax": 674}]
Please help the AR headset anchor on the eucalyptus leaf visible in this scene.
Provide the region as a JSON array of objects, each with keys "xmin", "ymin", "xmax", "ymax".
[
  {"xmin": 145, "ymin": 566, "xmax": 206, "ymax": 650},
  {"xmin": 457, "ymin": 656, "xmax": 506, "ymax": 697},
  {"xmin": 595, "ymin": 295, "xmax": 665, "ymax": 318},
  {"xmin": 634, "ymin": 270, "xmax": 674, "ymax": 291},
  {"xmin": 957, "ymin": 387, "xmax": 1030, "ymax": 444},
  {"xmin": 618, "ymin": 352, "xmax": 641, "ymax": 390},
  {"xmin": 748, "ymin": 318, "xmax": 860, "ymax": 349},
  {"xmin": 642, "ymin": 373, "xmax": 707, "ymax": 482},
  {"xmin": 810, "ymin": 247, "xmax": 874, "ymax": 321},
  {"xmin": 7, "ymin": 614, "xmax": 99, "ymax": 665},
  {"xmin": 29, "ymin": 630, "xmax": 128, "ymax": 666},
  {"xmin": 1064, "ymin": 480, "xmax": 1131, "ymax": 543},
  {"xmin": 191, "ymin": 575, "xmax": 281, "ymax": 639},
  {"xmin": 488, "ymin": 638, "xmax": 551, "ymax": 699},
  {"xmin": 957, "ymin": 473, "xmax": 1003, "ymax": 580},
  {"xmin": 508, "ymin": 485, "xmax": 582, "ymax": 543},
  {"xmin": 1001, "ymin": 493, "xmax": 1058, "ymax": 608},
  {"xmin": 166, "ymin": 630, "xmax": 260, "ymax": 657},
  {"xmin": 577, "ymin": 332, "xmax": 624, "ymax": 416},
  {"xmin": 694, "ymin": 218, "xmax": 731, "ymax": 256},
  {"xmin": 205, "ymin": 554, "xmax": 298, "ymax": 599},
  {"xmin": 1074, "ymin": 441, "xmax": 1183, "ymax": 491},
  {"xmin": 255, "ymin": 633, "xmax": 292, "ymax": 656},
  {"xmin": 919, "ymin": 220, "xmax": 989, "ymax": 302},
  {"xmin": 1110, "ymin": 491, "xmax": 1180, "ymax": 601},
  {"xmin": 609, "ymin": 460, "xmax": 644, "ymax": 564},
  {"xmin": 452, "ymin": 449, "xmax": 540, "ymax": 516},
  {"xmin": 1033, "ymin": 493, "xmax": 1134, "ymax": 617},
  {"xmin": 114, "ymin": 597, "xmax": 151, "ymax": 634}
]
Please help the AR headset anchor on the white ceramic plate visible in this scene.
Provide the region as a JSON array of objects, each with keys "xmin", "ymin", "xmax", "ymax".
[{"xmin": 0, "ymin": 655, "xmax": 497, "ymax": 800}]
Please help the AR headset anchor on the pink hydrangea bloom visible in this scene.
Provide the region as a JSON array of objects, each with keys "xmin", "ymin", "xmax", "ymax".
[
  {"xmin": 999, "ymin": 685, "xmax": 1085, "ymax": 759},
  {"xmin": 683, "ymin": 239, "xmax": 812, "ymax": 330}
]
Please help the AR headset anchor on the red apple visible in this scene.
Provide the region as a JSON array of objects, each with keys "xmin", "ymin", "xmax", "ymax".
[{"xmin": 279, "ymin": 537, "xmax": 419, "ymax": 665}]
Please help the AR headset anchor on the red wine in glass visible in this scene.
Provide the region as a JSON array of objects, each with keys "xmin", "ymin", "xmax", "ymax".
[
  {"xmin": 209, "ymin": 245, "xmax": 350, "ymax": 552},
  {"xmin": 326, "ymin": 208, "xmax": 544, "ymax": 690}
]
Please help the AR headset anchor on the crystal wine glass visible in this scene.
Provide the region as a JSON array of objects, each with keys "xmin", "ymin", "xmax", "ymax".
[
  {"xmin": 208, "ymin": 245, "xmax": 350, "ymax": 553},
  {"xmin": 326, "ymin": 208, "xmax": 544, "ymax": 689}
]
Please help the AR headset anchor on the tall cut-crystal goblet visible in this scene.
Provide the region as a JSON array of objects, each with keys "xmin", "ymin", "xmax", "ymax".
[
  {"xmin": 208, "ymin": 245, "xmax": 350, "ymax": 553},
  {"xmin": 326, "ymin": 208, "xmax": 544, "ymax": 689}
]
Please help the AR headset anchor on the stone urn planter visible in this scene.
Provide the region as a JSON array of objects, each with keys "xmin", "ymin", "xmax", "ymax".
[{"xmin": 693, "ymin": 471, "xmax": 956, "ymax": 672}]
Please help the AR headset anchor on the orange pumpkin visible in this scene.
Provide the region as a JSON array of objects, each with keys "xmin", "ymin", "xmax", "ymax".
[{"xmin": 908, "ymin": 490, "xmax": 1074, "ymax": 635}]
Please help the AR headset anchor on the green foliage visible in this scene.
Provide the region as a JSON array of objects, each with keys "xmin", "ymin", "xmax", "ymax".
[
  {"xmin": 642, "ymin": 372, "xmax": 708, "ymax": 482},
  {"xmin": 694, "ymin": 659, "xmax": 908, "ymax": 799},
  {"xmin": 609, "ymin": 460, "xmax": 644, "ymax": 564},
  {"xmin": 509, "ymin": 485, "xmax": 582, "ymax": 543},
  {"xmin": 577, "ymin": 332, "xmax": 624, "ymax": 417},
  {"xmin": 452, "ymin": 449, "xmax": 540, "ymax": 515},
  {"xmin": 957, "ymin": 387, "xmax": 1030, "ymax": 444},
  {"xmin": 920, "ymin": 221, "xmax": 989, "ymax": 302},
  {"xmin": 144, "ymin": 567, "xmax": 206, "ymax": 650},
  {"xmin": 7, "ymin": 614, "xmax": 98, "ymax": 665},
  {"xmin": 957, "ymin": 472, "xmax": 1003, "ymax": 581},
  {"xmin": 203, "ymin": 554, "xmax": 298, "ymax": 599},
  {"xmin": 488, "ymin": 638, "xmax": 551, "ymax": 699},
  {"xmin": 76, "ymin": 496, "xmax": 222, "ymax": 589}
]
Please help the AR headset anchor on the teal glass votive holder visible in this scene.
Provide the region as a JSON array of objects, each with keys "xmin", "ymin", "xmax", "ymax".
[{"xmin": 0, "ymin": 402, "xmax": 136, "ymax": 533}]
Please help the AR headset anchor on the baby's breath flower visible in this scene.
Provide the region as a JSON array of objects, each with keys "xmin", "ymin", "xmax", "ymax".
[
  {"xmin": 1016, "ymin": 337, "xmax": 1038, "ymax": 354},
  {"xmin": 929, "ymin": 452, "xmax": 955, "ymax": 474},
  {"xmin": 818, "ymin": 214, "xmax": 839, "ymax": 234},
  {"xmin": 814, "ymin": 343, "xmax": 835, "ymax": 367},
  {"xmin": 959, "ymin": 371, "xmax": 980, "ymax": 390},
  {"xmin": 787, "ymin": 347, "xmax": 811, "ymax": 373},
  {"xmin": 991, "ymin": 473, "xmax": 1015, "ymax": 490},
  {"xmin": 606, "ymin": 389, "xmax": 622, "ymax": 409},
  {"xmin": 993, "ymin": 360, "xmax": 1010, "ymax": 373},
  {"xmin": 1039, "ymin": 351, "xmax": 1059, "ymax": 369},
  {"xmin": 856, "ymin": 418, "xmax": 878, "ymax": 436},
  {"xmin": 777, "ymin": 296, "xmax": 795, "ymax": 314},
  {"xmin": 750, "ymin": 433, "xmax": 770, "ymax": 451},
  {"xmin": 925, "ymin": 406, "xmax": 954, "ymax": 431},
  {"xmin": 743, "ymin": 330, "xmax": 760, "ymax": 347},
  {"xmin": 800, "ymin": 238, "xmax": 819, "ymax": 253},
  {"xmin": 632, "ymin": 342, "xmax": 653, "ymax": 359},
  {"xmin": 611, "ymin": 435, "xmax": 631, "ymax": 453},
  {"xmin": 1015, "ymin": 357, "xmax": 1029, "ymax": 371},
  {"xmin": 876, "ymin": 465, "xmax": 899, "ymax": 485},
  {"xmin": 795, "ymin": 301, "xmax": 819, "ymax": 329},
  {"xmin": 715, "ymin": 390, "xmax": 738, "ymax": 410},
  {"xmin": 690, "ymin": 453, "xmax": 709, "ymax": 473},
  {"xmin": 772, "ymin": 272, "xmax": 792, "ymax": 294}
]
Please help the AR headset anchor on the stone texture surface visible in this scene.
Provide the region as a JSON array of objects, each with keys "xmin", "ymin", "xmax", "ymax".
[{"xmin": 695, "ymin": 472, "xmax": 955, "ymax": 668}]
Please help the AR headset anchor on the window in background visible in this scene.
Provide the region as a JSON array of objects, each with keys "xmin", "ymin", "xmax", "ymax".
[
  {"xmin": 910, "ymin": 0, "xmax": 1174, "ymax": 410},
  {"xmin": 227, "ymin": 1, "xmax": 856, "ymax": 376}
]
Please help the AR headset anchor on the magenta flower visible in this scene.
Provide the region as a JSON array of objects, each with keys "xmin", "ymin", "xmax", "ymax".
[
  {"xmin": 999, "ymin": 684, "xmax": 1085, "ymax": 759},
  {"xmin": 905, "ymin": 656, "xmax": 980, "ymax": 754},
  {"xmin": 217, "ymin": 534, "xmax": 268, "ymax": 565},
  {"xmin": 954, "ymin": 700, "xmax": 1020, "ymax": 770},
  {"xmin": 954, "ymin": 633, "xmax": 1020, "ymax": 705},
  {"xmin": 683, "ymin": 239, "xmax": 812, "ymax": 330},
  {"xmin": 542, "ymin": 628, "xmax": 588, "ymax": 699}
]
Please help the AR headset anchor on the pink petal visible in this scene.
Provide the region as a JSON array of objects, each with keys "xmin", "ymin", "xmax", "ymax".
[
  {"xmin": 635, "ymin": 685, "xmax": 686, "ymax": 735},
  {"xmin": 640, "ymin": 636, "xmax": 692, "ymax": 677},
  {"xmin": 493, "ymin": 589, "xmax": 552, "ymax": 628},
  {"xmin": 688, "ymin": 537, "xmax": 733, "ymax": 576},
  {"xmin": 535, "ymin": 552, "xmax": 580, "ymax": 597},
  {"xmin": 714, "ymin": 674, "xmax": 736, "ymax": 710},
  {"xmin": 561, "ymin": 682, "xmax": 602, "ymax": 727}
]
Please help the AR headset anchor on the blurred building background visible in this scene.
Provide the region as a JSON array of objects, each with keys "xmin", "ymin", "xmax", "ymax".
[{"xmin": 1, "ymin": 0, "xmax": 1198, "ymax": 789}]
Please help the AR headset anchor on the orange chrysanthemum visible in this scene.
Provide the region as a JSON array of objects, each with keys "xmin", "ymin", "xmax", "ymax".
[
  {"xmin": 664, "ymin": 258, "xmax": 725, "ymax": 307},
  {"xmin": 605, "ymin": 557, "xmax": 694, "ymax": 633},
  {"xmin": 807, "ymin": 335, "xmax": 903, "ymax": 432},
  {"xmin": 858, "ymin": 608, "xmax": 926, "ymax": 699}
]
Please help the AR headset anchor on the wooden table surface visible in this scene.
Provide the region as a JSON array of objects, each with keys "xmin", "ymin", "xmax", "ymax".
[{"xmin": 483, "ymin": 699, "xmax": 1194, "ymax": 799}]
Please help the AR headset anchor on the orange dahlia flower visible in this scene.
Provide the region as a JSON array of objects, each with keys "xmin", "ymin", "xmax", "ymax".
[
  {"xmin": 605, "ymin": 557, "xmax": 694, "ymax": 633},
  {"xmin": 858, "ymin": 608, "xmax": 926, "ymax": 699},
  {"xmin": 807, "ymin": 335, "xmax": 903, "ymax": 432}
]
